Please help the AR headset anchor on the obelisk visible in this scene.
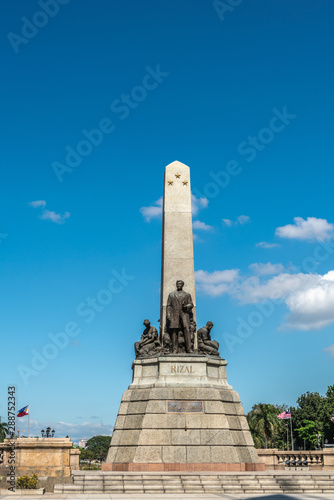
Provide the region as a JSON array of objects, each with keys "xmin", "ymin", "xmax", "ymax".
[
  {"xmin": 160, "ymin": 161, "xmax": 197, "ymax": 348},
  {"xmin": 103, "ymin": 160, "xmax": 263, "ymax": 472}
]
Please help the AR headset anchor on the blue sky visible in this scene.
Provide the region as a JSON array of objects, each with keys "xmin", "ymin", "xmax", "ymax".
[{"xmin": 1, "ymin": 0, "xmax": 334, "ymax": 441}]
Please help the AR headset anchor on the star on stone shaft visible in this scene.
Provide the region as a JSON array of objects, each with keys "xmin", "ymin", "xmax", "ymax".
[
  {"xmin": 168, "ymin": 180, "xmax": 173, "ymax": 185},
  {"xmin": 175, "ymin": 174, "xmax": 181, "ymax": 178},
  {"xmin": 182, "ymin": 181, "xmax": 188, "ymax": 185}
]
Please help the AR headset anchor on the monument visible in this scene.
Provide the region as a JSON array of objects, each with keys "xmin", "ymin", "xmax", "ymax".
[{"xmin": 103, "ymin": 161, "xmax": 263, "ymax": 471}]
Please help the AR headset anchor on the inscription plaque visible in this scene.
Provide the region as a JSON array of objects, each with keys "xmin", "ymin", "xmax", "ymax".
[{"xmin": 167, "ymin": 401, "xmax": 204, "ymax": 413}]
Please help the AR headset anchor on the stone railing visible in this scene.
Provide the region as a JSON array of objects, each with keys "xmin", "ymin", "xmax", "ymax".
[
  {"xmin": 257, "ymin": 449, "xmax": 334, "ymax": 470},
  {"xmin": 277, "ymin": 452, "xmax": 323, "ymax": 468}
]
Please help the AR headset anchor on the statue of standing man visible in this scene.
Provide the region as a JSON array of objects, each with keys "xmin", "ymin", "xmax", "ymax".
[{"xmin": 166, "ymin": 280, "xmax": 194, "ymax": 354}]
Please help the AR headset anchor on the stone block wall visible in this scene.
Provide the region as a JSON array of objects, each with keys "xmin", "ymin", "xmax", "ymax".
[{"xmin": 0, "ymin": 437, "xmax": 79, "ymax": 477}]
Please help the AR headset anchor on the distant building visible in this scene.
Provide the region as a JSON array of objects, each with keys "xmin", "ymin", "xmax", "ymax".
[{"xmin": 79, "ymin": 439, "xmax": 88, "ymax": 448}]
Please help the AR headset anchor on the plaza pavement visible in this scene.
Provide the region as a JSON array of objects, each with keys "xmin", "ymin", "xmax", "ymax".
[{"xmin": 1, "ymin": 494, "xmax": 334, "ymax": 499}]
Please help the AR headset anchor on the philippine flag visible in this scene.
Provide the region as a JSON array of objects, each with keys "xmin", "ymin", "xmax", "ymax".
[{"xmin": 17, "ymin": 405, "xmax": 29, "ymax": 417}]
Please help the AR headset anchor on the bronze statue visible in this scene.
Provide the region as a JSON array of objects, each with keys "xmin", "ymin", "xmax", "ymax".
[
  {"xmin": 166, "ymin": 280, "xmax": 194, "ymax": 354},
  {"xmin": 197, "ymin": 321, "xmax": 220, "ymax": 357},
  {"xmin": 135, "ymin": 319, "xmax": 161, "ymax": 357}
]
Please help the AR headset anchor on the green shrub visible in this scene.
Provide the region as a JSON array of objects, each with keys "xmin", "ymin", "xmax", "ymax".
[{"xmin": 16, "ymin": 473, "xmax": 38, "ymax": 489}]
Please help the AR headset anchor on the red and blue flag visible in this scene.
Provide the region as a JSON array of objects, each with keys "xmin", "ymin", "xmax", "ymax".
[
  {"xmin": 17, "ymin": 405, "xmax": 29, "ymax": 417},
  {"xmin": 277, "ymin": 410, "xmax": 291, "ymax": 419}
]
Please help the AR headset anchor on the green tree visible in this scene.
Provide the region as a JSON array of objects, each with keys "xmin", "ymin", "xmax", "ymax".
[
  {"xmin": 247, "ymin": 413, "xmax": 264, "ymax": 449},
  {"xmin": 291, "ymin": 390, "xmax": 326, "ymax": 448},
  {"xmin": 247, "ymin": 404, "xmax": 277, "ymax": 449},
  {"xmin": 80, "ymin": 448, "xmax": 95, "ymax": 462},
  {"xmin": 86, "ymin": 435, "xmax": 111, "ymax": 462},
  {"xmin": 296, "ymin": 420, "xmax": 322, "ymax": 449},
  {"xmin": 323, "ymin": 385, "xmax": 334, "ymax": 444},
  {"xmin": 0, "ymin": 421, "xmax": 8, "ymax": 442}
]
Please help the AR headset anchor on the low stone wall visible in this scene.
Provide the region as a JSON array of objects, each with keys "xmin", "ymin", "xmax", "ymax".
[
  {"xmin": 257, "ymin": 449, "xmax": 334, "ymax": 470},
  {"xmin": 0, "ymin": 437, "xmax": 80, "ymax": 477}
]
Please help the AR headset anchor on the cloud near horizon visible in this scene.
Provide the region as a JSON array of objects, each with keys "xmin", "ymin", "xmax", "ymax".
[
  {"xmin": 195, "ymin": 265, "xmax": 334, "ymax": 331},
  {"xmin": 21, "ymin": 419, "xmax": 113, "ymax": 443}
]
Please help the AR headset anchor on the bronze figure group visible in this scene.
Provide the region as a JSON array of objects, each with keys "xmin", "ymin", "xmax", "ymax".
[{"xmin": 134, "ymin": 280, "xmax": 221, "ymax": 359}]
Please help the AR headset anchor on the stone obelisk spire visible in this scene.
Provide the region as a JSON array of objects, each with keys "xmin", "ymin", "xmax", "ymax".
[{"xmin": 160, "ymin": 161, "xmax": 196, "ymax": 348}]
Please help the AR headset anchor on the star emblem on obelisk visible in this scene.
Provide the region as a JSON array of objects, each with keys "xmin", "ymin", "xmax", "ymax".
[
  {"xmin": 182, "ymin": 181, "xmax": 188, "ymax": 185},
  {"xmin": 175, "ymin": 174, "xmax": 181, "ymax": 178},
  {"xmin": 168, "ymin": 180, "xmax": 173, "ymax": 185}
]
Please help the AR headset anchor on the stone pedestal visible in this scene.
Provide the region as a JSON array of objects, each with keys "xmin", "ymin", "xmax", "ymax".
[{"xmin": 103, "ymin": 356, "xmax": 264, "ymax": 471}]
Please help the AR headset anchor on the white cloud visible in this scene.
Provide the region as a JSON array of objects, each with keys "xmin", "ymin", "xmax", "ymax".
[
  {"xmin": 29, "ymin": 200, "xmax": 70, "ymax": 224},
  {"xmin": 26, "ymin": 419, "xmax": 113, "ymax": 443},
  {"xmin": 193, "ymin": 233, "xmax": 202, "ymax": 242},
  {"xmin": 40, "ymin": 210, "xmax": 70, "ymax": 224},
  {"xmin": 193, "ymin": 220, "xmax": 213, "ymax": 231},
  {"xmin": 140, "ymin": 197, "xmax": 163, "ymax": 222},
  {"xmin": 222, "ymin": 219, "xmax": 233, "ymax": 227},
  {"xmin": 191, "ymin": 194, "xmax": 209, "ymax": 216},
  {"xmin": 140, "ymin": 194, "xmax": 209, "ymax": 222},
  {"xmin": 256, "ymin": 241, "xmax": 280, "ymax": 249},
  {"xmin": 324, "ymin": 344, "xmax": 334, "ymax": 359},
  {"xmin": 235, "ymin": 270, "xmax": 334, "ymax": 330},
  {"xmin": 249, "ymin": 262, "xmax": 284, "ymax": 276},
  {"xmin": 29, "ymin": 200, "xmax": 46, "ymax": 209},
  {"xmin": 237, "ymin": 215, "xmax": 250, "ymax": 225},
  {"xmin": 195, "ymin": 269, "xmax": 240, "ymax": 296},
  {"xmin": 234, "ymin": 273, "xmax": 315, "ymax": 304},
  {"xmin": 283, "ymin": 271, "xmax": 334, "ymax": 330},
  {"xmin": 276, "ymin": 217, "xmax": 334, "ymax": 242},
  {"xmin": 222, "ymin": 216, "xmax": 250, "ymax": 226},
  {"xmin": 196, "ymin": 265, "xmax": 334, "ymax": 331}
]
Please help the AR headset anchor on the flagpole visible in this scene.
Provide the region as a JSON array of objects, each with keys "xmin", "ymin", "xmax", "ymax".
[
  {"xmin": 28, "ymin": 412, "xmax": 30, "ymax": 438},
  {"xmin": 290, "ymin": 413, "xmax": 294, "ymax": 451}
]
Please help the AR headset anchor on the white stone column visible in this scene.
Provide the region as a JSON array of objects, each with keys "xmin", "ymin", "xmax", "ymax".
[{"xmin": 160, "ymin": 161, "xmax": 197, "ymax": 349}]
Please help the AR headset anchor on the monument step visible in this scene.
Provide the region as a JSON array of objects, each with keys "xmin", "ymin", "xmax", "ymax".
[
  {"xmin": 59, "ymin": 471, "xmax": 334, "ymax": 494},
  {"xmin": 243, "ymin": 490, "xmax": 269, "ymax": 493},
  {"xmin": 54, "ymin": 485, "xmax": 82, "ymax": 491}
]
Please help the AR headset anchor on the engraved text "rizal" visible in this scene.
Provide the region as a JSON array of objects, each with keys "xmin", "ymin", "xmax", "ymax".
[{"xmin": 171, "ymin": 365, "xmax": 194, "ymax": 373}]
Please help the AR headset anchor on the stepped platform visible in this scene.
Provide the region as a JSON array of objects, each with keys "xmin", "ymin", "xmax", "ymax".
[{"xmin": 54, "ymin": 470, "xmax": 334, "ymax": 494}]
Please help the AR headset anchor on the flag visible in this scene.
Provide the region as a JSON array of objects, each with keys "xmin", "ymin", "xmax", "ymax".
[
  {"xmin": 17, "ymin": 405, "xmax": 29, "ymax": 417},
  {"xmin": 277, "ymin": 410, "xmax": 291, "ymax": 419},
  {"xmin": 331, "ymin": 415, "xmax": 334, "ymax": 423}
]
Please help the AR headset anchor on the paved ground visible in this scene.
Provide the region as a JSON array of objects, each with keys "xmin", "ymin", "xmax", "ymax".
[{"xmin": 1, "ymin": 494, "xmax": 334, "ymax": 499}]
